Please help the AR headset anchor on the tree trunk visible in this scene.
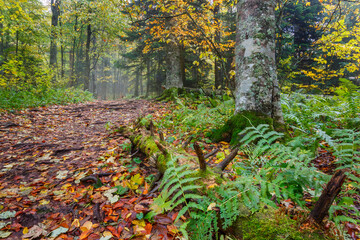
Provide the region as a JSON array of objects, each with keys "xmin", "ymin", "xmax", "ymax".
[
  {"xmin": 179, "ymin": 45, "xmax": 186, "ymax": 87},
  {"xmin": 235, "ymin": 0, "xmax": 284, "ymax": 125},
  {"xmin": 214, "ymin": 2, "xmax": 222, "ymax": 89},
  {"xmin": 146, "ymin": 59, "xmax": 151, "ymax": 97},
  {"xmin": 69, "ymin": 14, "xmax": 78, "ymax": 86},
  {"xmin": 84, "ymin": 24, "xmax": 92, "ymax": 91},
  {"xmin": 134, "ymin": 69, "xmax": 140, "ymax": 97},
  {"xmin": 59, "ymin": 17, "xmax": 65, "ymax": 79},
  {"xmin": 140, "ymin": 69, "xmax": 143, "ymax": 96},
  {"xmin": 165, "ymin": 42, "xmax": 183, "ymax": 89},
  {"xmin": 50, "ymin": 0, "xmax": 61, "ymax": 71}
]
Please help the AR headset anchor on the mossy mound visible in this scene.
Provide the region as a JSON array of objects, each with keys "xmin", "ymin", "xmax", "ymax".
[
  {"xmin": 210, "ymin": 111, "xmax": 274, "ymax": 144},
  {"xmin": 227, "ymin": 207, "xmax": 333, "ymax": 240},
  {"xmin": 241, "ymin": 208, "xmax": 331, "ymax": 240}
]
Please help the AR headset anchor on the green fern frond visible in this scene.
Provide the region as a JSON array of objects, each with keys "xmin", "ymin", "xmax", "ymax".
[{"xmin": 151, "ymin": 155, "xmax": 204, "ymax": 238}]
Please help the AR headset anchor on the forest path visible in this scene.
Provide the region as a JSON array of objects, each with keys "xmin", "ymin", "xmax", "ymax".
[{"xmin": 0, "ymin": 100, "xmax": 167, "ymax": 239}]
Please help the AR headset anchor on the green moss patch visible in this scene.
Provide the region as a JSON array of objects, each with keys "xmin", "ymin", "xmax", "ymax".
[
  {"xmin": 211, "ymin": 111, "xmax": 274, "ymax": 144},
  {"xmin": 239, "ymin": 208, "xmax": 332, "ymax": 240}
]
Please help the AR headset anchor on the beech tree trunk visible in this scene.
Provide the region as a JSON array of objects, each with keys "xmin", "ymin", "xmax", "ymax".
[
  {"xmin": 165, "ymin": 42, "xmax": 183, "ymax": 89},
  {"xmin": 235, "ymin": 0, "xmax": 284, "ymax": 124}
]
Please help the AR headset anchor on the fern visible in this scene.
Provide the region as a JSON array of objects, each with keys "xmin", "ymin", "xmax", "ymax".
[
  {"xmin": 235, "ymin": 124, "xmax": 327, "ymax": 208},
  {"xmin": 151, "ymin": 155, "xmax": 203, "ymax": 225}
]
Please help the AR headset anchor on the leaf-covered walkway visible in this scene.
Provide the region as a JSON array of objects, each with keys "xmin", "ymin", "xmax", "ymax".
[{"xmin": 0, "ymin": 100, "xmax": 174, "ymax": 239}]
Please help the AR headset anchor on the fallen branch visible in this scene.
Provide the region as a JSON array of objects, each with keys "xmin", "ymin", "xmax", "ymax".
[
  {"xmin": 204, "ymin": 148, "xmax": 219, "ymax": 159},
  {"xmin": 216, "ymin": 148, "xmax": 239, "ymax": 171},
  {"xmin": 182, "ymin": 136, "xmax": 193, "ymax": 148},
  {"xmin": 308, "ymin": 169, "xmax": 346, "ymax": 224}
]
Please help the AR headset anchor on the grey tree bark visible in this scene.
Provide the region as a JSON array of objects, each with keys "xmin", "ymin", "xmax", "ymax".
[
  {"xmin": 165, "ymin": 41, "xmax": 183, "ymax": 89},
  {"xmin": 235, "ymin": 0, "xmax": 284, "ymax": 124}
]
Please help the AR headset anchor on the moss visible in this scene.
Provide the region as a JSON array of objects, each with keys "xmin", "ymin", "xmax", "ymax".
[
  {"xmin": 157, "ymin": 154, "xmax": 167, "ymax": 173},
  {"xmin": 211, "ymin": 111, "xmax": 274, "ymax": 144},
  {"xmin": 234, "ymin": 207, "xmax": 332, "ymax": 240}
]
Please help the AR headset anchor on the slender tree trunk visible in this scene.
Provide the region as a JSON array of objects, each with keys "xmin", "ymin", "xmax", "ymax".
[
  {"xmin": 179, "ymin": 45, "xmax": 186, "ymax": 86},
  {"xmin": 134, "ymin": 69, "xmax": 140, "ymax": 97},
  {"xmin": 15, "ymin": 30, "xmax": 19, "ymax": 56},
  {"xmin": 214, "ymin": 2, "xmax": 222, "ymax": 89},
  {"xmin": 50, "ymin": 0, "xmax": 61, "ymax": 71},
  {"xmin": 59, "ymin": 18, "xmax": 65, "ymax": 78},
  {"xmin": 146, "ymin": 60, "xmax": 151, "ymax": 97},
  {"xmin": 84, "ymin": 24, "xmax": 92, "ymax": 91},
  {"xmin": 235, "ymin": 0, "xmax": 284, "ymax": 124},
  {"xmin": 0, "ymin": 22, "xmax": 4, "ymax": 57},
  {"xmin": 69, "ymin": 14, "xmax": 78, "ymax": 86},
  {"xmin": 140, "ymin": 68, "xmax": 143, "ymax": 96}
]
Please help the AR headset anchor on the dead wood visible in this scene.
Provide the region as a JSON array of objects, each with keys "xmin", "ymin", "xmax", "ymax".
[
  {"xmin": 1, "ymin": 122, "xmax": 20, "ymax": 128},
  {"xmin": 182, "ymin": 136, "xmax": 193, "ymax": 148},
  {"xmin": 155, "ymin": 140, "xmax": 168, "ymax": 156},
  {"xmin": 194, "ymin": 142, "xmax": 207, "ymax": 171},
  {"xmin": 308, "ymin": 169, "xmax": 346, "ymax": 224},
  {"xmin": 204, "ymin": 148, "xmax": 219, "ymax": 159},
  {"xmin": 159, "ymin": 131, "xmax": 165, "ymax": 141},
  {"xmin": 52, "ymin": 147, "xmax": 84, "ymax": 156},
  {"xmin": 216, "ymin": 148, "xmax": 239, "ymax": 171},
  {"xmin": 149, "ymin": 120, "xmax": 155, "ymax": 136}
]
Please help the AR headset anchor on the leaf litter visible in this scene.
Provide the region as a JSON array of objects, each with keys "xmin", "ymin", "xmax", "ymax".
[{"xmin": 0, "ymin": 100, "xmax": 182, "ymax": 239}]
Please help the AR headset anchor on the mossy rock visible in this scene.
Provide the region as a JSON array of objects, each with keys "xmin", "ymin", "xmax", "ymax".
[
  {"xmin": 229, "ymin": 207, "xmax": 333, "ymax": 240},
  {"xmin": 210, "ymin": 111, "xmax": 274, "ymax": 145}
]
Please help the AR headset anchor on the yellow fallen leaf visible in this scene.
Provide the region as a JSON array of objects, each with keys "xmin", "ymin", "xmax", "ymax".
[
  {"xmin": 132, "ymin": 219, "xmax": 146, "ymax": 227},
  {"xmin": 71, "ymin": 219, "xmax": 80, "ymax": 228},
  {"xmin": 207, "ymin": 203, "xmax": 216, "ymax": 211},
  {"xmin": 39, "ymin": 199, "xmax": 50, "ymax": 205},
  {"xmin": 103, "ymin": 231, "xmax": 113, "ymax": 237},
  {"xmin": 80, "ymin": 221, "xmax": 93, "ymax": 232},
  {"xmin": 23, "ymin": 227, "xmax": 28, "ymax": 234}
]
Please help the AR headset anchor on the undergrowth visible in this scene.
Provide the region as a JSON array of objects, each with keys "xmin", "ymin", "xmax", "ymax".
[
  {"xmin": 0, "ymin": 87, "xmax": 93, "ymax": 110},
  {"xmin": 153, "ymin": 80, "xmax": 360, "ymax": 239}
]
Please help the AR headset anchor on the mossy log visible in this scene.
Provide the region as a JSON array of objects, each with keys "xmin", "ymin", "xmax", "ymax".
[{"xmin": 119, "ymin": 123, "xmax": 234, "ymax": 175}]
